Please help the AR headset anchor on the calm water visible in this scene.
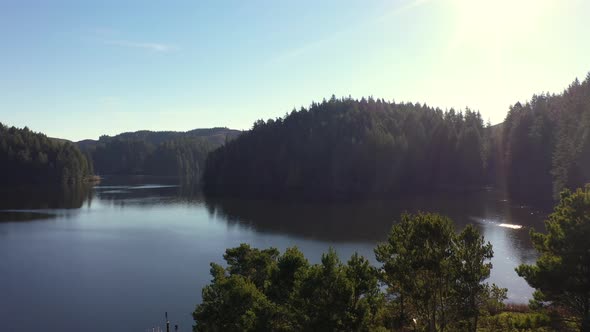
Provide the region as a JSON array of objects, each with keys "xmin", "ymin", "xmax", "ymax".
[{"xmin": 0, "ymin": 177, "xmax": 548, "ymax": 332}]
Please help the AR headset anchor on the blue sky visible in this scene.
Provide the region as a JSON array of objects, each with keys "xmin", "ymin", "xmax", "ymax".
[{"xmin": 1, "ymin": 0, "xmax": 589, "ymax": 141}]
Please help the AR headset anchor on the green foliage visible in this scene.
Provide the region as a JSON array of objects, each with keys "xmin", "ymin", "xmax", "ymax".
[
  {"xmin": 516, "ymin": 185, "xmax": 590, "ymax": 331},
  {"xmin": 203, "ymin": 98, "xmax": 490, "ymax": 200},
  {"xmin": 193, "ymin": 244, "xmax": 384, "ymax": 331},
  {"xmin": 193, "ymin": 264, "xmax": 274, "ymax": 332},
  {"xmin": 375, "ymin": 213, "xmax": 501, "ymax": 332},
  {"xmin": 194, "ymin": 214, "xmax": 503, "ymax": 332},
  {"xmin": 294, "ymin": 250, "xmax": 384, "ymax": 331},
  {"xmin": 481, "ymin": 284, "xmax": 508, "ymax": 316},
  {"xmin": 479, "ymin": 311, "xmax": 552, "ymax": 331},
  {"xmin": 0, "ymin": 123, "xmax": 91, "ymax": 184}
]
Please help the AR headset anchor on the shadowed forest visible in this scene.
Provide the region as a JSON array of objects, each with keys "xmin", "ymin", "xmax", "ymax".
[
  {"xmin": 2, "ymin": 74, "xmax": 589, "ymax": 203},
  {"xmin": 0, "ymin": 124, "xmax": 92, "ymax": 184},
  {"xmin": 204, "ymin": 74, "xmax": 590, "ymax": 202}
]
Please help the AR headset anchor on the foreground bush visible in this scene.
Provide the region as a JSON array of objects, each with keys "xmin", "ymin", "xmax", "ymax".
[
  {"xmin": 517, "ymin": 185, "xmax": 590, "ymax": 331},
  {"xmin": 193, "ymin": 213, "xmax": 504, "ymax": 331}
]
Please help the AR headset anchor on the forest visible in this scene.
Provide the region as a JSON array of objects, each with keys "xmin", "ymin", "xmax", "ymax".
[
  {"xmin": 2, "ymin": 74, "xmax": 589, "ymax": 199},
  {"xmin": 0, "ymin": 123, "xmax": 92, "ymax": 184},
  {"xmin": 203, "ymin": 97, "xmax": 491, "ymax": 200},
  {"xmin": 194, "ymin": 186, "xmax": 590, "ymax": 332},
  {"xmin": 203, "ymin": 74, "xmax": 590, "ymax": 202},
  {"xmin": 79, "ymin": 128, "xmax": 239, "ymax": 180},
  {"xmin": 503, "ymin": 73, "xmax": 590, "ymax": 201}
]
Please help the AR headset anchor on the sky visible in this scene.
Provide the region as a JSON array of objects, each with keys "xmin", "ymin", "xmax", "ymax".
[{"xmin": 1, "ymin": 0, "xmax": 589, "ymax": 141}]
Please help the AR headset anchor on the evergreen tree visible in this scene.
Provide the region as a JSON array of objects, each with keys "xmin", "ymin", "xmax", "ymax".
[
  {"xmin": 194, "ymin": 214, "xmax": 502, "ymax": 332},
  {"xmin": 375, "ymin": 213, "xmax": 499, "ymax": 332},
  {"xmin": 516, "ymin": 185, "xmax": 590, "ymax": 331},
  {"xmin": 203, "ymin": 98, "xmax": 490, "ymax": 200},
  {"xmin": 503, "ymin": 74, "xmax": 590, "ymax": 201},
  {"xmin": 0, "ymin": 123, "xmax": 92, "ymax": 184}
]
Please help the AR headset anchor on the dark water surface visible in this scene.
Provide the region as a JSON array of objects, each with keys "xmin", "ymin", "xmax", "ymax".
[{"xmin": 0, "ymin": 177, "xmax": 548, "ymax": 332}]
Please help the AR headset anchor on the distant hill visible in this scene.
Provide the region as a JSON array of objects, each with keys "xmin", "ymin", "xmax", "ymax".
[
  {"xmin": 77, "ymin": 127, "xmax": 241, "ymax": 151},
  {"xmin": 78, "ymin": 127, "xmax": 241, "ymax": 179}
]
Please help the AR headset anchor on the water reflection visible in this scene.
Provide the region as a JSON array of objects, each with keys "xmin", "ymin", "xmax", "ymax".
[
  {"xmin": 0, "ymin": 177, "xmax": 550, "ymax": 302},
  {"xmin": 0, "ymin": 179, "xmax": 547, "ymax": 263},
  {"xmin": 0, "ymin": 177, "xmax": 554, "ymax": 332},
  {"xmin": 0, "ymin": 183, "xmax": 92, "ymax": 210},
  {"xmin": 204, "ymin": 189, "xmax": 546, "ymax": 302},
  {"xmin": 94, "ymin": 176, "xmax": 205, "ymax": 207},
  {"xmin": 204, "ymin": 189, "xmax": 548, "ymax": 244},
  {"xmin": 89, "ymin": 180, "xmax": 547, "ymax": 269},
  {"xmin": 0, "ymin": 211, "xmax": 55, "ymax": 222}
]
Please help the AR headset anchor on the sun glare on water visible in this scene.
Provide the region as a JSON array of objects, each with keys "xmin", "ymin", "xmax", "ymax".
[{"xmin": 498, "ymin": 223, "xmax": 523, "ymax": 230}]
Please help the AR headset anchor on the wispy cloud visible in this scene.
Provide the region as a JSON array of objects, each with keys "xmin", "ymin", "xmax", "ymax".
[{"xmin": 105, "ymin": 40, "xmax": 177, "ymax": 53}]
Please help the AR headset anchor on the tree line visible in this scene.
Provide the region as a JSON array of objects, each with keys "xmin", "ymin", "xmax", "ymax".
[
  {"xmin": 3, "ymin": 73, "xmax": 588, "ymax": 198},
  {"xmin": 81, "ymin": 128, "xmax": 239, "ymax": 180},
  {"xmin": 203, "ymin": 73, "xmax": 590, "ymax": 202},
  {"xmin": 87, "ymin": 137, "xmax": 212, "ymax": 180},
  {"xmin": 0, "ymin": 124, "xmax": 239, "ymax": 184},
  {"xmin": 194, "ymin": 186, "xmax": 590, "ymax": 331},
  {"xmin": 0, "ymin": 123, "xmax": 92, "ymax": 184},
  {"xmin": 503, "ymin": 73, "xmax": 590, "ymax": 201},
  {"xmin": 203, "ymin": 96, "xmax": 491, "ymax": 200}
]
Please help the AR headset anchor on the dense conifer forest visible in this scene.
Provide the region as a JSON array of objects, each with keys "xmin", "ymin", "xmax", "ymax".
[
  {"xmin": 203, "ymin": 74, "xmax": 590, "ymax": 202},
  {"xmin": 78, "ymin": 128, "xmax": 240, "ymax": 180},
  {"xmin": 503, "ymin": 73, "xmax": 590, "ymax": 201},
  {"xmin": 203, "ymin": 97, "xmax": 491, "ymax": 200},
  {"xmin": 0, "ymin": 123, "xmax": 92, "ymax": 184}
]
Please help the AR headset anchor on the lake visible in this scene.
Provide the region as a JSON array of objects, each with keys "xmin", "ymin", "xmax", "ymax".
[{"xmin": 0, "ymin": 176, "xmax": 548, "ymax": 332}]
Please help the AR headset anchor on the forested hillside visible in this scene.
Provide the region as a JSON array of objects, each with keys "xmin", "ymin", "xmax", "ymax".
[
  {"xmin": 503, "ymin": 73, "xmax": 590, "ymax": 201},
  {"xmin": 6, "ymin": 74, "xmax": 588, "ymax": 197},
  {"xmin": 203, "ymin": 96, "xmax": 491, "ymax": 200},
  {"xmin": 78, "ymin": 127, "xmax": 240, "ymax": 150},
  {"xmin": 203, "ymin": 74, "xmax": 590, "ymax": 201},
  {"xmin": 81, "ymin": 128, "xmax": 240, "ymax": 179},
  {"xmin": 0, "ymin": 123, "xmax": 92, "ymax": 184}
]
